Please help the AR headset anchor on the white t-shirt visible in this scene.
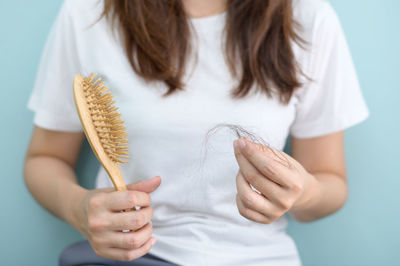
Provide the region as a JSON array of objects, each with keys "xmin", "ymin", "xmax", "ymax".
[{"xmin": 27, "ymin": 0, "xmax": 369, "ymax": 265}]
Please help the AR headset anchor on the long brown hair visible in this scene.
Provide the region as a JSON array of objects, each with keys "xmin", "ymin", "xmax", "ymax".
[{"xmin": 103, "ymin": 0, "xmax": 302, "ymax": 104}]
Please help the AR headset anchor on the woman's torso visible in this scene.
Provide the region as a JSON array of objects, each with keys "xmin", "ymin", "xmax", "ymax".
[{"xmin": 50, "ymin": 0, "xmax": 336, "ymax": 264}]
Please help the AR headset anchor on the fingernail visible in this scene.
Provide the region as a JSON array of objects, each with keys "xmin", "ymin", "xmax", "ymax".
[
  {"xmin": 151, "ymin": 238, "xmax": 157, "ymax": 245},
  {"xmin": 238, "ymin": 138, "xmax": 247, "ymax": 149}
]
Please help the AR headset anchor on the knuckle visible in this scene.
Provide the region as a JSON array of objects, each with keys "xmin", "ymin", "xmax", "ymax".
[
  {"xmin": 132, "ymin": 213, "xmax": 144, "ymax": 228},
  {"xmin": 246, "ymin": 173, "xmax": 258, "ymax": 184},
  {"xmin": 268, "ymin": 210, "xmax": 284, "ymax": 223},
  {"xmin": 238, "ymin": 208, "xmax": 250, "ymax": 219},
  {"xmin": 261, "ymin": 163, "xmax": 274, "ymax": 176},
  {"xmin": 237, "ymin": 206, "xmax": 247, "ymax": 217},
  {"xmin": 235, "ymin": 172, "xmax": 241, "ymax": 182},
  {"xmin": 277, "ymin": 209, "xmax": 287, "ymax": 218},
  {"xmin": 91, "ymin": 245, "xmax": 107, "ymax": 258},
  {"xmin": 261, "ymin": 212, "xmax": 276, "ymax": 224},
  {"xmin": 236, "ymin": 199, "xmax": 248, "ymax": 217},
  {"xmin": 127, "ymin": 193, "xmax": 138, "ymax": 206},
  {"xmin": 91, "ymin": 236, "xmax": 100, "ymax": 245},
  {"xmin": 144, "ymin": 207, "xmax": 154, "ymax": 221},
  {"xmin": 269, "ymin": 213, "xmax": 279, "ymax": 222},
  {"xmin": 88, "ymin": 218, "xmax": 107, "ymax": 232},
  {"xmin": 127, "ymin": 235, "xmax": 140, "ymax": 249},
  {"xmin": 145, "ymin": 240, "xmax": 153, "ymax": 251},
  {"xmin": 235, "ymin": 194, "xmax": 241, "ymax": 206},
  {"xmin": 246, "ymin": 150, "xmax": 256, "ymax": 160},
  {"xmin": 269, "ymin": 163, "xmax": 282, "ymax": 176},
  {"xmin": 132, "ymin": 239, "xmax": 143, "ymax": 249},
  {"xmin": 89, "ymin": 195, "xmax": 104, "ymax": 209},
  {"xmin": 123, "ymin": 251, "xmax": 136, "ymax": 261},
  {"xmin": 236, "ymin": 172, "xmax": 244, "ymax": 187},
  {"xmin": 241, "ymin": 192, "xmax": 255, "ymax": 208},
  {"xmin": 291, "ymin": 182, "xmax": 302, "ymax": 193},
  {"xmin": 141, "ymin": 238, "xmax": 154, "ymax": 253},
  {"xmin": 235, "ymin": 196, "xmax": 245, "ymax": 212},
  {"xmin": 261, "ymin": 217, "xmax": 273, "ymax": 224},
  {"xmin": 278, "ymin": 198, "xmax": 292, "ymax": 210}
]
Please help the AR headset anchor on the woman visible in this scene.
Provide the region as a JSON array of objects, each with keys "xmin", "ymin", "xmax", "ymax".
[{"xmin": 24, "ymin": 0, "xmax": 369, "ymax": 265}]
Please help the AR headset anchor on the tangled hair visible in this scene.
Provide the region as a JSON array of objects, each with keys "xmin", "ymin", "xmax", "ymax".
[
  {"xmin": 102, "ymin": 0, "xmax": 304, "ymax": 104},
  {"xmin": 204, "ymin": 123, "xmax": 292, "ymax": 168}
]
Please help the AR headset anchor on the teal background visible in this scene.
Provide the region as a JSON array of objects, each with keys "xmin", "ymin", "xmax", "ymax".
[{"xmin": 1, "ymin": 0, "xmax": 399, "ymax": 265}]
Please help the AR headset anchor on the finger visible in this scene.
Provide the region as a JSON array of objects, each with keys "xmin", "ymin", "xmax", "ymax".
[
  {"xmin": 109, "ymin": 207, "xmax": 153, "ymax": 231},
  {"xmin": 102, "ymin": 237, "xmax": 156, "ymax": 261},
  {"xmin": 234, "ymin": 138, "xmax": 292, "ymax": 187},
  {"xmin": 233, "ymin": 138, "xmax": 281, "ymax": 185},
  {"xmin": 236, "ymin": 194, "xmax": 273, "ymax": 224},
  {"xmin": 127, "ymin": 176, "xmax": 162, "ymax": 193},
  {"xmin": 235, "ymin": 156, "xmax": 288, "ymax": 208},
  {"xmin": 106, "ymin": 191, "xmax": 151, "ymax": 211},
  {"xmin": 109, "ymin": 222, "xmax": 153, "ymax": 249},
  {"xmin": 234, "ymin": 140, "xmax": 283, "ymax": 192},
  {"xmin": 236, "ymin": 172, "xmax": 281, "ymax": 218}
]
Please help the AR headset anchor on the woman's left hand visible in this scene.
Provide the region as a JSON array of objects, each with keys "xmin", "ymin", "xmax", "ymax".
[{"xmin": 233, "ymin": 138, "xmax": 317, "ymax": 224}]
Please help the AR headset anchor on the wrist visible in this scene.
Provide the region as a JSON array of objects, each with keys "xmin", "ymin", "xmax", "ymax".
[
  {"xmin": 291, "ymin": 172, "xmax": 321, "ymax": 213},
  {"xmin": 65, "ymin": 185, "xmax": 89, "ymax": 234}
]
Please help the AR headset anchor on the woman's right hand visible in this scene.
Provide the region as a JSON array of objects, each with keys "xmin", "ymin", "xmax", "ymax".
[{"xmin": 72, "ymin": 176, "xmax": 162, "ymax": 261}]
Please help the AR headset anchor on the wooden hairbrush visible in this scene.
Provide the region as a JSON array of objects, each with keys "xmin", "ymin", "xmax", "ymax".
[{"xmin": 73, "ymin": 73, "xmax": 129, "ymax": 191}]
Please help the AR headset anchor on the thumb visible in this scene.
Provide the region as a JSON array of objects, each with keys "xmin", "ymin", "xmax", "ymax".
[{"xmin": 126, "ymin": 176, "xmax": 162, "ymax": 193}]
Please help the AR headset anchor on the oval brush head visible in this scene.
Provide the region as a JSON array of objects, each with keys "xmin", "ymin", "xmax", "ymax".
[{"xmin": 73, "ymin": 73, "xmax": 129, "ymax": 191}]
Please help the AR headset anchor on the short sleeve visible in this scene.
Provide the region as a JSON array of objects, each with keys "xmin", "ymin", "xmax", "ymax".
[
  {"xmin": 27, "ymin": 1, "xmax": 83, "ymax": 132},
  {"xmin": 289, "ymin": 2, "xmax": 369, "ymax": 139}
]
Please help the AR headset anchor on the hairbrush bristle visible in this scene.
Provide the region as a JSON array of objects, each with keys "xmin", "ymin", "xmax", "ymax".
[{"xmin": 83, "ymin": 73, "xmax": 129, "ymax": 163}]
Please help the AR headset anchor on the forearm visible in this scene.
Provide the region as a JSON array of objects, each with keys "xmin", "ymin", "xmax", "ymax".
[
  {"xmin": 24, "ymin": 155, "xmax": 87, "ymax": 229},
  {"xmin": 289, "ymin": 172, "xmax": 347, "ymax": 222}
]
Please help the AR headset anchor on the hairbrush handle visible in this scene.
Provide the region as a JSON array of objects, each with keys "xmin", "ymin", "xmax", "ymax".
[{"xmin": 105, "ymin": 162, "xmax": 127, "ymax": 191}]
